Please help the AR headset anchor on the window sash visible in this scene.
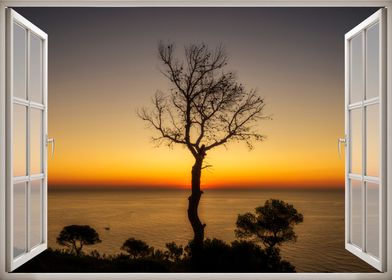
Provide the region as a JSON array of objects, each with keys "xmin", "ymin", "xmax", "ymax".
[
  {"xmin": 0, "ymin": 1, "xmax": 391, "ymax": 280},
  {"xmin": 344, "ymin": 9, "xmax": 387, "ymax": 272},
  {"xmin": 5, "ymin": 8, "xmax": 48, "ymax": 272}
]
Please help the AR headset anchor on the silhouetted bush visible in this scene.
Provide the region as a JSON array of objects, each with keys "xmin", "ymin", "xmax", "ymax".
[
  {"xmin": 192, "ymin": 238, "xmax": 231, "ymax": 272},
  {"xmin": 16, "ymin": 239, "xmax": 294, "ymax": 273},
  {"xmin": 165, "ymin": 242, "xmax": 184, "ymax": 262},
  {"xmin": 16, "ymin": 199, "xmax": 301, "ymax": 272},
  {"xmin": 57, "ymin": 225, "xmax": 102, "ymax": 256},
  {"xmin": 236, "ymin": 199, "xmax": 303, "ymax": 251},
  {"xmin": 184, "ymin": 238, "xmax": 295, "ymax": 272},
  {"xmin": 121, "ymin": 238, "xmax": 152, "ymax": 259},
  {"xmin": 229, "ymin": 240, "xmax": 269, "ymax": 272}
]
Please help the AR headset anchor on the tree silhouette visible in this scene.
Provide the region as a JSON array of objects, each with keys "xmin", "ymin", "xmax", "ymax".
[
  {"xmin": 121, "ymin": 238, "xmax": 151, "ymax": 259},
  {"xmin": 138, "ymin": 42, "xmax": 269, "ymax": 257},
  {"xmin": 56, "ymin": 225, "xmax": 101, "ymax": 256},
  {"xmin": 235, "ymin": 199, "xmax": 303, "ymax": 253}
]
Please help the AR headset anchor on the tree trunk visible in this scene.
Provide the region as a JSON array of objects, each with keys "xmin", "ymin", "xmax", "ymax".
[
  {"xmin": 188, "ymin": 155, "xmax": 206, "ymax": 265},
  {"xmin": 75, "ymin": 244, "xmax": 83, "ymax": 256}
]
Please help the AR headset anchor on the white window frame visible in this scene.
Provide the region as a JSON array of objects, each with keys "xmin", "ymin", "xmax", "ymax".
[
  {"xmin": 344, "ymin": 9, "xmax": 387, "ymax": 271},
  {"xmin": 6, "ymin": 8, "xmax": 48, "ymax": 272},
  {"xmin": 0, "ymin": 1, "xmax": 391, "ymax": 280}
]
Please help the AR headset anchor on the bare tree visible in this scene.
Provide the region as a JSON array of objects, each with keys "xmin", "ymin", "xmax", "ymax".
[{"xmin": 138, "ymin": 42, "xmax": 269, "ymax": 258}]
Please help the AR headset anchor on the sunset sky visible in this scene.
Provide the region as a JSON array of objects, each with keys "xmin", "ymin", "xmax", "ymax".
[{"xmin": 16, "ymin": 7, "xmax": 378, "ymax": 189}]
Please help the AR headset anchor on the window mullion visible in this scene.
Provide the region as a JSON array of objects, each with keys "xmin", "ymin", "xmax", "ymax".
[
  {"xmin": 25, "ymin": 29, "xmax": 30, "ymax": 254},
  {"xmin": 361, "ymin": 28, "xmax": 367, "ymax": 253}
]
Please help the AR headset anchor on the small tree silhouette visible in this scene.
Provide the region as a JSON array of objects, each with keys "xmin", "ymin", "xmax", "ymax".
[
  {"xmin": 235, "ymin": 199, "xmax": 303, "ymax": 253},
  {"xmin": 165, "ymin": 242, "xmax": 184, "ymax": 262},
  {"xmin": 56, "ymin": 225, "xmax": 101, "ymax": 256},
  {"xmin": 121, "ymin": 238, "xmax": 151, "ymax": 259},
  {"xmin": 139, "ymin": 42, "xmax": 269, "ymax": 258}
]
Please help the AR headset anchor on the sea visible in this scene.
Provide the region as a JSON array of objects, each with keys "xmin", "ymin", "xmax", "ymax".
[{"xmin": 48, "ymin": 188, "xmax": 376, "ymax": 272}]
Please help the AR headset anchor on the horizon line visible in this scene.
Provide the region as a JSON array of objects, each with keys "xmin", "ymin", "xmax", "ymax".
[{"xmin": 48, "ymin": 184, "xmax": 344, "ymax": 192}]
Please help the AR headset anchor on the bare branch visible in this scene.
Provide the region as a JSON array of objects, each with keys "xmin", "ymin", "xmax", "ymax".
[
  {"xmin": 201, "ymin": 165, "xmax": 213, "ymax": 170},
  {"xmin": 137, "ymin": 92, "xmax": 188, "ymax": 147},
  {"xmin": 138, "ymin": 42, "xmax": 270, "ymax": 159}
]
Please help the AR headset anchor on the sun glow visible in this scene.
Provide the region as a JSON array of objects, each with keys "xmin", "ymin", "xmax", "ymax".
[
  {"xmin": 37, "ymin": 7, "xmax": 350, "ymax": 190},
  {"xmin": 48, "ymin": 94, "xmax": 344, "ymax": 190}
]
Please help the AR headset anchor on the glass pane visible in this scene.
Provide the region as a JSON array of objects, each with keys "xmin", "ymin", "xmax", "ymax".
[
  {"xmin": 30, "ymin": 180, "xmax": 42, "ymax": 249},
  {"xmin": 30, "ymin": 109, "xmax": 43, "ymax": 174},
  {"xmin": 13, "ymin": 104, "xmax": 27, "ymax": 177},
  {"xmin": 366, "ymin": 182, "xmax": 379, "ymax": 258},
  {"xmin": 29, "ymin": 34, "xmax": 43, "ymax": 103},
  {"xmin": 366, "ymin": 105, "xmax": 379, "ymax": 177},
  {"xmin": 14, "ymin": 182, "xmax": 26, "ymax": 258},
  {"xmin": 350, "ymin": 109, "xmax": 362, "ymax": 174},
  {"xmin": 350, "ymin": 32, "xmax": 364, "ymax": 104},
  {"xmin": 350, "ymin": 179, "xmax": 363, "ymax": 248},
  {"xmin": 366, "ymin": 23, "xmax": 380, "ymax": 100},
  {"xmin": 13, "ymin": 23, "xmax": 27, "ymax": 99}
]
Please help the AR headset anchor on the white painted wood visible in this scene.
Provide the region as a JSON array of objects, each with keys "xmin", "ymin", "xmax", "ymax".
[
  {"xmin": 1, "ymin": 0, "xmax": 391, "ymax": 7},
  {"xmin": 5, "ymin": 8, "xmax": 48, "ymax": 272},
  {"xmin": 345, "ymin": 11, "xmax": 384, "ymax": 40},
  {"xmin": 378, "ymin": 7, "xmax": 387, "ymax": 273},
  {"xmin": 348, "ymin": 98, "xmax": 379, "ymax": 110},
  {"xmin": 346, "ymin": 243, "xmax": 381, "ymax": 270},
  {"xmin": 5, "ymin": 5, "xmax": 13, "ymax": 274},
  {"xmin": 345, "ymin": 8, "xmax": 386, "ymax": 272},
  {"xmin": 344, "ymin": 13, "xmax": 350, "ymax": 261},
  {"xmin": 0, "ymin": 1, "xmax": 391, "ymax": 280},
  {"xmin": 42, "ymin": 21, "xmax": 48, "ymax": 256},
  {"xmin": 362, "ymin": 26, "xmax": 366, "ymax": 253}
]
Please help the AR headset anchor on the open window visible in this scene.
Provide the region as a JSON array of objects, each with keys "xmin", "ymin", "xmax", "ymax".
[
  {"xmin": 344, "ymin": 8, "xmax": 386, "ymax": 271},
  {"xmin": 6, "ymin": 8, "xmax": 49, "ymax": 271},
  {"xmin": 0, "ymin": 4, "xmax": 390, "ymax": 278}
]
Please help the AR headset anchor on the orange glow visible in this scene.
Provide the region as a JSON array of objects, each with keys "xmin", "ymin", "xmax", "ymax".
[
  {"xmin": 44, "ymin": 13, "xmax": 346, "ymax": 190},
  {"xmin": 48, "ymin": 82, "xmax": 345, "ymax": 189}
]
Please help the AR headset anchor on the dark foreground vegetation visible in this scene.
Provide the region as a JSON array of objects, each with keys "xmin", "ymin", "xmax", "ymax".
[
  {"xmin": 16, "ymin": 199, "xmax": 303, "ymax": 273},
  {"xmin": 15, "ymin": 240, "xmax": 294, "ymax": 272}
]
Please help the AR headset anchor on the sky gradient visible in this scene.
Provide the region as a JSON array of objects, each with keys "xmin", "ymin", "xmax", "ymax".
[{"xmin": 16, "ymin": 7, "xmax": 378, "ymax": 189}]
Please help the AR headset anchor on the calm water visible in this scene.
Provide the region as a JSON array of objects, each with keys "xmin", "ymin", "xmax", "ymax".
[{"xmin": 48, "ymin": 188, "xmax": 376, "ymax": 272}]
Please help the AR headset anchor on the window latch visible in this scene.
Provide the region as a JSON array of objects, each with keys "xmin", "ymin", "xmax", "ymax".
[
  {"xmin": 46, "ymin": 136, "xmax": 55, "ymax": 159},
  {"xmin": 337, "ymin": 137, "xmax": 347, "ymax": 159}
]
